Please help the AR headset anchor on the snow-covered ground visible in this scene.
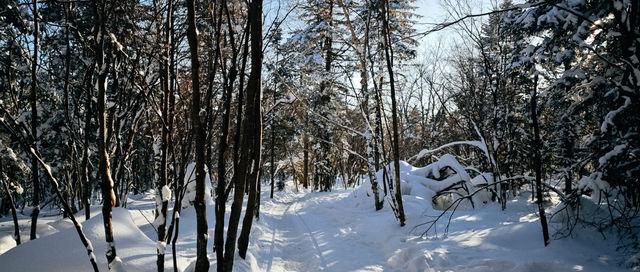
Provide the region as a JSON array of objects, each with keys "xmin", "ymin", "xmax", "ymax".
[{"xmin": 0, "ymin": 178, "xmax": 631, "ymax": 271}]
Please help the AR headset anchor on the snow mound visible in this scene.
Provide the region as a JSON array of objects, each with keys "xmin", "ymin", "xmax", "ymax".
[
  {"xmin": 181, "ymin": 162, "xmax": 214, "ymax": 209},
  {"xmin": 357, "ymin": 154, "xmax": 490, "ymax": 210},
  {"xmin": 0, "ymin": 208, "xmax": 166, "ymax": 271}
]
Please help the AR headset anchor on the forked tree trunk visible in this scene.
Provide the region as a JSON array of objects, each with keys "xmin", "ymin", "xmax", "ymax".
[
  {"xmin": 237, "ymin": 0, "xmax": 264, "ymax": 258},
  {"xmin": 381, "ymin": 0, "xmax": 405, "ymax": 226},
  {"xmin": 214, "ymin": 0, "xmax": 230, "ymax": 268},
  {"xmin": 222, "ymin": 1, "xmax": 264, "ymax": 268}
]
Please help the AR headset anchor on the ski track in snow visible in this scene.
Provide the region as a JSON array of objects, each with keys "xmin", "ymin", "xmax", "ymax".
[
  {"xmin": 259, "ymin": 192, "xmax": 329, "ymax": 271},
  {"xmin": 254, "ymin": 189, "xmax": 384, "ymax": 272}
]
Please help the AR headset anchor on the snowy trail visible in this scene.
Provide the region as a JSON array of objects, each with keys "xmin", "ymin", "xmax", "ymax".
[
  {"xmin": 250, "ymin": 189, "xmax": 388, "ymax": 272},
  {"xmin": 259, "ymin": 194, "xmax": 327, "ymax": 271},
  {"xmin": 0, "ymin": 181, "xmax": 630, "ymax": 271}
]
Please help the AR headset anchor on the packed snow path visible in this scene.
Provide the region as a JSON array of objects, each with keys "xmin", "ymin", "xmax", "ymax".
[{"xmin": 255, "ymin": 191, "xmax": 386, "ymax": 272}]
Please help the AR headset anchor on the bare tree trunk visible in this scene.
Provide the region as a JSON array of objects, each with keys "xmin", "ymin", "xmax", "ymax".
[
  {"xmin": 93, "ymin": 0, "xmax": 118, "ymax": 267},
  {"xmin": 303, "ymin": 115, "xmax": 309, "ymax": 189},
  {"xmin": 63, "ymin": 1, "xmax": 81, "ymax": 215},
  {"xmin": 0, "ymin": 159, "xmax": 20, "ymax": 245},
  {"xmin": 186, "ymin": 0, "xmax": 210, "ymax": 270},
  {"xmin": 381, "ymin": 0, "xmax": 405, "ymax": 226},
  {"xmin": 82, "ymin": 63, "xmax": 94, "ymax": 220},
  {"xmin": 369, "ymin": 45, "xmax": 390, "ymax": 196},
  {"xmin": 214, "ymin": 3, "xmax": 230, "ymax": 269},
  {"xmin": 237, "ymin": 0, "xmax": 264, "ymax": 258},
  {"xmin": 270, "ymin": 87, "xmax": 276, "ymax": 199},
  {"xmin": 341, "ymin": 0, "xmax": 383, "ymax": 210},
  {"xmin": 156, "ymin": 1, "xmax": 173, "ymax": 270},
  {"xmin": 29, "ymin": 0, "xmax": 41, "ymax": 241},
  {"xmin": 531, "ymin": 73, "xmax": 550, "ymax": 246}
]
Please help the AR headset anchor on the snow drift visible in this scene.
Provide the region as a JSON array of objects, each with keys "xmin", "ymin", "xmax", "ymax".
[
  {"xmin": 358, "ymin": 154, "xmax": 492, "ymax": 211},
  {"xmin": 0, "ymin": 208, "xmax": 165, "ymax": 271}
]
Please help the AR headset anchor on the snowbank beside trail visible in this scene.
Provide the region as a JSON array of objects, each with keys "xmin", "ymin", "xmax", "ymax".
[
  {"xmin": 349, "ymin": 155, "xmax": 629, "ymax": 271},
  {"xmin": 357, "ymin": 154, "xmax": 491, "ymax": 211},
  {"xmin": 0, "ymin": 208, "xmax": 167, "ymax": 271}
]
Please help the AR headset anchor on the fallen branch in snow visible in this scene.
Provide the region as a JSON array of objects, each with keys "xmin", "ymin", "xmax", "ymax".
[
  {"xmin": 137, "ymin": 209, "xmax": 158, "ymax": 235},
  {"xmin": 413, "ymin": 178, "xmax": 518, "ymax": 238}
]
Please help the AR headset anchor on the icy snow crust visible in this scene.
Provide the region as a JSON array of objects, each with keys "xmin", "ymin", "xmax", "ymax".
[{"xmin": 0, "ymin": 159, "xmax": 629, "ymax": 271}]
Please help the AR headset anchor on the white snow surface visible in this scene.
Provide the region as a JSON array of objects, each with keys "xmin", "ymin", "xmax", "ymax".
[
  {"xmin": 0, "ymin": 208, "xmax": 162, "ymax": 271},
  {"xmin": 0, "ymin": 170, "xmax": 632, "ymax": 271},
  {"xmin": 162, "ymin": 185, "xmax": 172, "ymax": 202},
  {"xmin": 181, "ymin": 162, "xmax": 214, "ymax": 209}
]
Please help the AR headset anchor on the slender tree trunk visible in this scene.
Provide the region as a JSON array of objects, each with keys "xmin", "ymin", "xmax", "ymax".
[
  {"xmin": 270, "ymin": 87, "xmax": 276, "ymax": 199},
  {"xmin": 237, "ymin": 0, "xmax": 264, "ymax": 258},
  {"xmin": 214, "ymin": 3, "xmax": 231, "ymax": 270},
  {"xmin": 63, "ymin": 1, "xmax": 80, "ymax": 214},
  {"xmin": 156, "ymin": 1, "xmax": 173, "ymax": 270},
  {"xmin": 82, "ymin": 63, "xmax": 94, "ymax": 220},
  {"xmin": 303, "ymin": 115, "xmax": 309, "ymax": 189},
  {"xmin": 223, "ymin": 144, "xmax": 247, "ymax": 270},
  {"xmin": 256, "ymin": 169, "xmax": 262, "ymax": 219},
  {"xmin": 0, "ymin": 159, "xmax": 20, "ymax": 245},
  {"xmin": 171, "ymin": 210, "xmax": 181, "ymax": 272},
  {"xmin": 381, "ymin": 0, "xmax": 405, "ymax": 226},
  {"xmin": 186, "ymin": 0, "xmax": 210, "ymax": 270},
  {"xmin": 531, "ymin": 73, "xmax": 550, "ymax": 246},
  {"xmin": 337, "ymin": 0, "xmax": 382, "ymax": 209},
  {"xmin": 94, "ymin": 0, "xmax": 118, "ymax": 267},
  {"xmin": 369, "ymin": 48, "xmax": 390, "ymax": 195},
  {"xmin": 30, "ymin": 0, "xmax": 41, "ymax": 241}
]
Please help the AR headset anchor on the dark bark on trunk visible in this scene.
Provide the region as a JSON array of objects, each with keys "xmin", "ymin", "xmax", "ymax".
[
  {"xmin": 171, "ymin": 213, "xmax": 180, "ymax": 272},
  {"xmin": 94, "ymin": 0, "xmax": 117, "ymax": 267},
  {"xmin": 381, "ymin": 0, "xmax": 405, "ymax": 226},
  {"xmin": 30, "ymin": 0, "xmax": 41, "ymax": 241},
  {"xmin": 303, "ymin": 118, "xmax": 309, "ymax": 189},
  {"xmin": 156, "ymin": 1, "xmax": 173, "ymax": 270},
  {"xmin": 223, "ymin": 144, "xmax": 246, "ymax": 269},
  {"xmin": 531, "ymin": 74, "xmax": 550, "ymax": 247},
  {"xmin": 214, "ymin": 1, "xmax": 230, "ymax": 269},
  {"xmin": 270, "ymin": 87, "xmax": 276, "ymax": 199},
  {"xmin": 82, "ymin": 62, "xmax": 95, "ymax": 220},
  {"xmin": 0, "ymin": 159, "xmax": 20, "ymax": 245},
  {"xmin": 237, "ymin": 0, "xmax": 264, "ymax": 259},
  {"xmin": 186, "ymin": 0, "xmax": 210, "ymax": 270},
  {"xmin": 63, "ymin": 1, "xmax": 81, "ymax": 215}
]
